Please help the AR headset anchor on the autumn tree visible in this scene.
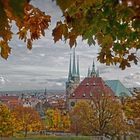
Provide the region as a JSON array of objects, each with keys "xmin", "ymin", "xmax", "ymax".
[
  {"xmin": 45, "ymin": 108, "xmax": 70, "ymax": 131},
  {"xmin": 12, "ymin": 106, "xmax": 43, "ymax": 137},
  {"xmin": 0, "ymin": 0, "xmax": 139, "ymax": 69},
  {"xmin": 0, "ymin": 104, "xmax": 13, "ymax": 137},
  {"xmin": 124, "ymin": 94, "xmax": 140, "ymax": 137},
  {"xmin": 70, "ymin": 93, "xmax": 128, "ymax": 138},
  {"xmin": 70, "ymin": 101, "xmax": 94, "ymax": 136}
]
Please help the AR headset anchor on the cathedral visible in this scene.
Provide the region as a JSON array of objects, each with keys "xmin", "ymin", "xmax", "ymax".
[
  {"xmin": 66, "ymin": 49, "xmax": 131, "ymax": 110},
  {"xmin": 65, "ymin": 48, "xmax": 108, "ymax": 109}
]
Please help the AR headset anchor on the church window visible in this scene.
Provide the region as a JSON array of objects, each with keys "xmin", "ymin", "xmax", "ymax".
[
  {"xmin": 93, "ymin": 82, "xmax": 96, "ymax": 86},
  {"xmin": 86, "ymin": 83, "xmax": 89, "ymax": 86},
  {"xmin": 83, "ymin": 93, "xmax": 86, "ymax": 97},
  {"xmin": 90, "ymin": 92, "xmax": 93, "ymax": 97}
]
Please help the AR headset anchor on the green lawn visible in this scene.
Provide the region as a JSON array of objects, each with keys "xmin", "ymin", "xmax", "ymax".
[{"xmin": 1, "ymin": 136, "xmax": 90, "ymax": 140}]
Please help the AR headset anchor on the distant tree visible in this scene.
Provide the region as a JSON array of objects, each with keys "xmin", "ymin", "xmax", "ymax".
[
  {"xmin": 0, "ymin": 0, "xmax": 139, "ymax": 69},
  {"xmin": 70, "ymin": 93, "xmax": 128, "ymax": 138},
  {"xmin": 0, "ymin": 104, "xmax": 13, "ymax": 137},
  {"xmin": 45, "ymin": 108, "xmax": 70, "ymax": 131},
  {"xmin": 12, "ymin": 106, "xmax": 43, "ymax": 137},
  {"xmin": 45, "ymin": 109, "xmax": 55, "ymax": 131}
]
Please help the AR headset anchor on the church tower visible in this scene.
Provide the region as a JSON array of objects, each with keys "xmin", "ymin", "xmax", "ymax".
[
  {"xmin": 66, "ymin": 48, "xmax": 80, "ymax": 109},
  {"xmin": 87, "ymin": 59, "xmax": 99, "ymax": 77}
]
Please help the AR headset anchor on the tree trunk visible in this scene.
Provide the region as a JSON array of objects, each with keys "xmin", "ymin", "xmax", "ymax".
[
  {"xmin": 0, "ymin": 134, "xmax": 2, "ymax": 140},
  {"xmin": 24, "ymin": 127, "xmax": 28, "ymax": 137}
]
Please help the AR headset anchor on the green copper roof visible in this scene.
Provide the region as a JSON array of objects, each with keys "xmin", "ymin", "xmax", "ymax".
[{"xmin": 105, "ymin": 80, "xmax": 132, "ymax": 97}]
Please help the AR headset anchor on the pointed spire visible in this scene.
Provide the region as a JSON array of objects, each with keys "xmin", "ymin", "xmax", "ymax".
[
  {"xmin": 72, "ymin": 48, "xmax": 77, "ymax": 76},
  {"xmin": 92, "ymin": 60, "xmax": 95, "ymax": 68},
  {"xmin": 68, "ymin": 53, "xmax": 72, "ymax": 81},
  {"xmin": 87, "ymin": 67, "xmax": 91, "ymax": 77},
  {"xmin": 90, "ymin": 59, "xmax": 96, "ymax": 77},
  {"xmin": 77, "ymin": 55, "xmax": 80, "ymax": 77},
  {"xmin": 44, "ymin": 88, "xmax": 47, "ymax": 95}
]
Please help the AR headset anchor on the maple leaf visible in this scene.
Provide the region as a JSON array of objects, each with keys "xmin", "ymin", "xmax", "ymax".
[
  {"xmin": 52, "ymin": 21, "xmax": 68, "ymax": 42},
  {"xmin": 68, "ymin": 32, "xmax": 77, "ymax": 48},
  {"xmin": 0, "ymin": 40, "xmax": 11, "ymax": 59},
  {"xmin": 128, "ymin": 53, "xmax": 138, "ymax": 64},
  {"xmin": 9, "ymin": 0, "xmax": 27, "ymax": 20},
  {"xmin": 119, "ymin": 59, "xmax": 131, "ymax": 70},
  {"xmin": 0, "ymin": 1, "xmax": 13, "ymax": 41}
]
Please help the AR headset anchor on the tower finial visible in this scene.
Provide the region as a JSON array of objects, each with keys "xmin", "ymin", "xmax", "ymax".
[
  {"xmin": 87, "ymin": 67, "xmax": 90, "ymax": 77},
  {"xmin": 90, "ymin": 59, "xmax": 96, "ymax": 77},
  {"xmin": 68, "ymin": 53, "xmax": 72, "ymax": 81},
  {"xmin": 72, "ymin": 47, "xmax": 77, "ymax": 76}
]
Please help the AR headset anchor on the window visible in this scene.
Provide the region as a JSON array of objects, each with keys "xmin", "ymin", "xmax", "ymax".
[
  {"xmin": 83, "ymin": 93, "xmax": 86, "ymax": 97},
  {"xmin": 93, "ymin": 82, "xmax": 96, "ymax": 86},
  {"xmin": 90, "ymin": 92, "xmax": 93, "ymax": 97},
  {"xmin": 86, "ymin": 83, "xmax": 89, "ymax": 86}
]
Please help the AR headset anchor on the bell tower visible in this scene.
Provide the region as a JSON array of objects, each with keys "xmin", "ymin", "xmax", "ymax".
[{"xmin": 66, "ymin": 48, "xmax": 80, "ymax": 109}]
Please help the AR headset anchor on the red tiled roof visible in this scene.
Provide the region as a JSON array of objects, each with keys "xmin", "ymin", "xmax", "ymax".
[
  {"xmin": 0, "ymin": 96, "xmax": 22, "ymax": 108},
  {"xmin": 0, "ymin": 96, "xmax": 19, "ymax": 101},
  {"xmin": 69, "ymin": 77, "xmax": 114, "ymax": 99}
]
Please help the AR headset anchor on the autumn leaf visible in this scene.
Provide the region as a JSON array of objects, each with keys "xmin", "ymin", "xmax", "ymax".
[
  {"xmin": 52, "ymin": 21, "xmax": 68, "ymax": 43},
  {"xmin": 0, "ymin": 40, "xmax": 11, "ymax": 59},
  {"xmin": 119, "ymin": 59, "xmax": 131, "ymax": 70},
  {"xmin": 68, "ymin": 32, "xmax": 77, "ymax": 47},
  {"xmin": 52, "ymin": 22, "xmax": 63, "ymax": 42},
  {"xmin": 27, "ymin": 39, "xmax": 32, "ymax": 50},
  {"xmin": 9, "ymin": 0, "xmax": 27, "ymax": 20}
]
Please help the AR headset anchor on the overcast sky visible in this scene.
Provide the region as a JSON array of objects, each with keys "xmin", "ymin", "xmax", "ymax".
[{"xmin": 0, "ymin": 0, "xmax": 140, "ymax": 91}]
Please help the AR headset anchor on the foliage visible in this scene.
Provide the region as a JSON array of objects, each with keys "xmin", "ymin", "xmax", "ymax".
[
  {"xmin": 12, "ymin": 106, "xmax": 43, "ymax": 137},
  {"xmin": 70, "ymin": 101, "xmax": 94, "ymax": 136},
  {"xmin": 0, "ymin": 0, "xmax": 139, "ymax": 69},
  {"xmin": 90, "ymin": 93, "xmax": 128, "ymax": 137},
  {"xmin": 70, "ymin": 93, "xmax": 128, "ymax": 137},
  {"xmin": 0, "ymin": 136, "xmax": 90, "ymax": 140},
  {"xmin": 54, "ymin": 0, "xmax": 140, "ymax": 69},
  {"xmin": 0, "ymin": 104, "xmax": 14, "ymax": 137},
  {"xmin": 0, "ymin": 0, "xmax": 50, "ymax": 59},
  {"xmin": 124, "ymin": 94, "xmax": 140, "ymax": 135},
  {"xmin": 45, "ymin": 108, "xmax": 70, "ymax": 131}
]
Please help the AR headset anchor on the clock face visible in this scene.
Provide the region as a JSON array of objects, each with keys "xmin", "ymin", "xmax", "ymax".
[{"xmin": 71, "ymin": 101, "xmax": 75, "ymax": 107}]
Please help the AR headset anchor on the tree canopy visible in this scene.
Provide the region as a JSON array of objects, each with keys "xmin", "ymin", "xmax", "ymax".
[
  {"xmin": 0, "ymin": 0, "xmax": 139, "ymax": 69},
  {"xmin": 70, "ymin": 95, "xmax": 128, "ymax": 138}
]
